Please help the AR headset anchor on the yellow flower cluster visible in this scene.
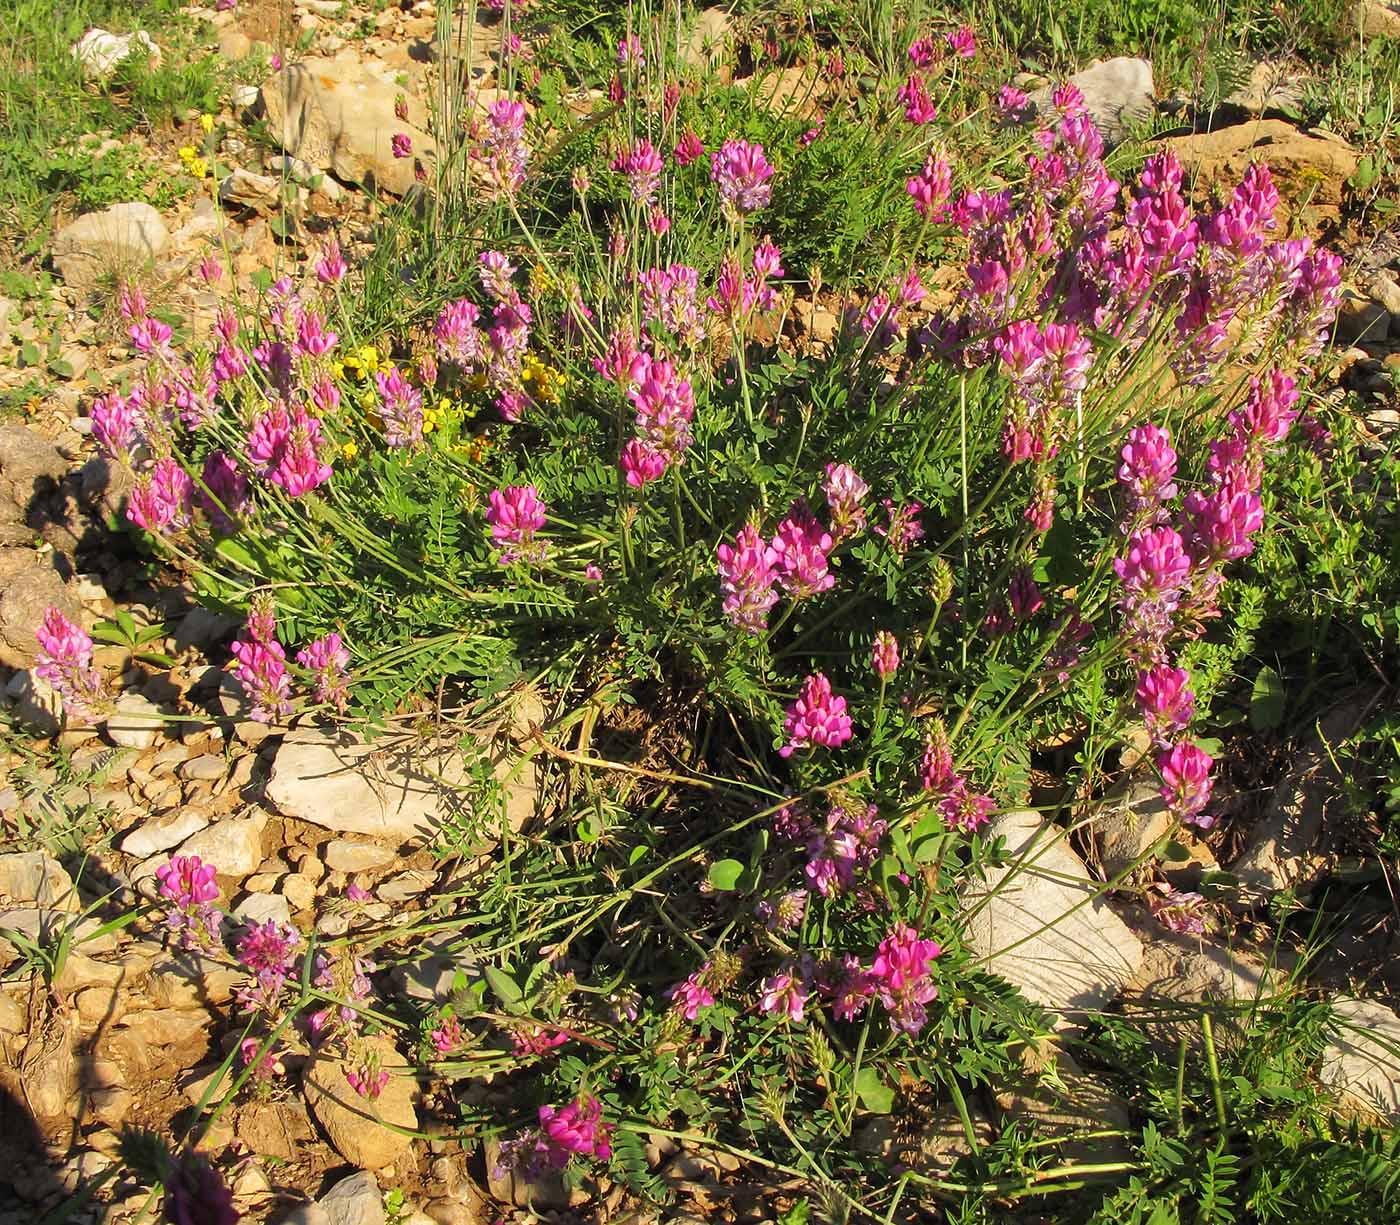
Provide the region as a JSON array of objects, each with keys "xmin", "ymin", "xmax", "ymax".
[
  {"xmin": 521, "ymin": 354, "xmax": 566, "ymax": 405},
  {"xmin": 424, "ymin": 395, "xmax": 461, "ymax": 435},
  {"xmin": 528, "ymin": 262, "xmax": 553, "ymax": 299},
  {"xmin": 177, "ymin": 145, "xmax": 208, "ymax": 180},
  {"xmin": 337, "ymin": 345, "xmax": 383, "ymax": 381}
]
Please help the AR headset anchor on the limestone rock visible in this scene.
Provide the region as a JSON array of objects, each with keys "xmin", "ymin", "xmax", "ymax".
[
  {"xmin": 259, "ymin": 58, "xmax": 435, "ymax": 195},
  {"xmin": 1231, "ymin": 695, "xmax": 1371, "ymax": 908},
  {"xmin": 219, "ymin": 167, "xmax": 284, "ymax": 213},
  {"xmin": 320, "ymin": 1170, "xmax": 386, "ymax": 1225},
  {"xmin": 996, "ymin": 1042, "xmax": 1133, "ymax": 1162},
  {"xmin": 1226, "ymin": 61, "xmax": 1307, "ymax": 117},
  {"xmin": 681, "ymin": 9, "xmax": 733, "ymax": 73},
  {"xmin": 1357, "ymin": 1, "xmax": 1400, "ymax": 39},
  {"xmin": 1159, "ymin": 120, "xmax": 1358, "ymax": 212},
  {"xmin": 323, "ymin": 839, "xmax": 397, "ymax": 873},
  {"xmin": 304, "ymin": 1038, "xmax": 418, "ymax": 1169},
  {"xmin": 1095, "ymin": 780, "xmax": 1172, "ymax": 880},
  {"xmin": 71, "ymin": 28, "xmax": 161, "ymax": 79},
  {"xmin": 1336, "ymin": 294, "xmax": 1391, "ymax": 345},
  {"xmin": 0, "ymin": 549, "xmax": 80, "ymax": 669},
  {"xmin": 167, "ymin": 815, "xmax": 266, "ymax": 878},
  {"xmin": 1322, "ymin": 998, "xmax": 1400, "ymax": 1122},
  {"xmin": 105, "ymin": 690, "xmax": 163, "ymax": 749},
  {"xmin": 963, "ymin": 810, "xmax": 1142, "ymax": 1014},
  {"xmin": 267, "ymin": 728, "xmax": 537, "ymax": 843},
  {"xmin": 1029, "ymin": 58, "xmax": 1155, "ymax": 145},
  {"xmin": 234, "ymin": 891, "xmax": 292, "ymax": 927},
  {"xmin": 0, "ymin": 425, "xmax": 69, "ymax": 549},
  {"xmin": 52, "ymin": 202, "xmax": 169, "ymax": 289},
  {"xmin": 0, "ymin": 851, "xmax": 79, "ymax": 912},
  {"xmin": 145, "ymin": 951, "xmax": 241, "ymax": 1009}
]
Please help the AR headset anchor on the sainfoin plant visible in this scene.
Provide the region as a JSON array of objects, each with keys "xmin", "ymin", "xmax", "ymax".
[{"xmin": 68, "ymin": 11, "xmax": 1347, "ymax": 1211}]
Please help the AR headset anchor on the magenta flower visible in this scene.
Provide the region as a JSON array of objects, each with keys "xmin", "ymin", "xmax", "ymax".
[
  {"xmin": 896, "ymin": 73, "xmax": 937, "ymax": 124},
  {"xmin": 316, "ymin": 236, "xmax": 348, "ymax": 285},
  {"xmin": 431, "ymin": 1014, "xmax": 465, "ymax": 1054},
  {"xmin": 197, "ymin": 450, "xmax": 248, "ymax": 535},
  {"xmin": 198, "ymin": 254, "xmax": 224, "ymax": 284},
  {"xmin": 620, "ymin": 437, "xmax": 668, "ymax": 488},
  {"xmin": 247, "ymin": 404, "xmax": 332, "ymax": 497},
  {"xmin": 757, "ymin": 890, "xmax": 808, "ymax": 933},
  {"xmin": 296, "ymin": 632, "xmax": 350, "ymax": 712},
  {"xmin": 1181, "ymin": 486, "xmax": 1263, "ymax": 564},
  {"xmin": 539, "ymin": 1095, "xmax": 612, "ymax": 1164},
  {"xmin": 1136, "ymin": 664, "xmax": 1194, "ymax": 743},
  {"xmin": 512, "ymin": 1026, "xmax": 569, "ymax": 1058},
  {"xmin": 870, "ymin": 922, "xmax": 941, "ymax": 1035},
  {"xmin": 482, "ymin": 97, "xmax": 529, "ymax": 195},
  {"xmin": 391, "ymin": 132, "xmax": 412, "ymax": 159},
  {"xmin": 435, "ymin": 298, "xmax": 484, "ymax": 367},
  {"xmin": 1115, "ymin": 525, "xmax": 1191, "ymax": 660},
  {"xmin": 996, "ymin": 84, "xmax": 1033, "ymax": 123},
  {"xmin": 486, "ymin": 484, "xmax": 547, "ymax": 564},
  {"xmin": 346, "ymin": 1059, "xmax": 390, "ymax": 1100},
  {"xmin": 34, "ymin": 606, "xmax": 109, "ymax": 722},
  {"xmin": 940, "ymin": 785, "xmax": 996, "ymax": 834},
  {"xmin": 611, "ymin": 137, "xmax": 664, "ymax": 205},
  {"xmin": 127, "ymin": 458, "xmax": 194, "ymax": 534},
  {"xmin": 230, "ymin": 637, "xmax": 292, "ymax": 723},
  {"xmin": 479, "ymin": 250, "xmax": 517, "ymax": 301},
  {"xmin": 876, "ymin": 499, "xmax": 924, "ymax": 558},
  {"xmin": 616, "ymin": 33, "xmax": 644, "ymax": 67},
  {"xmin": 294, "ymin": 307, "xmax": 337, "ymax": 358},
  {"xmin": 717, "ymin": 523, "xmax": 780, "ymax": 633},
  {"xmin": 234, "ymin": 919, "xmax": 301, "ymax": 1011},
  {"xmin": 91, "ymin": 392, "xmax": 138, "ymax": 461},
  {"xmin": 154, "ymin": 854, "xmax": 221, "ymax": 949},
  {"xmin": 823, "ymin": 955, "xmax": 875, "ymax": 1022},
  {"xmin": 674, "ymin": 129, "xmax": 704, "ymax": 167},
  {"xmin": 907, "ymin": 36, "xmax": 937, "ymax": 67},
  {"xmin": 947, "ymin": 25, "xmax": 977, "ymax": 58},
  {"xmin": 819, "ymin": 464, "xmax": 868, "ymax": 541},
  {"xmin": 1149, "ymin": 886, "xmax": 1208, "ymax": 936},
  {"xmin": 804, "ymin": 803, "xmax": 886, "ymax": 896},
  {"xmin": 162, "ymin": 1151, "xmax": 238, "ymax": 1225},
  {"xmin": 758, "ymin": 969, "xmax": 810, "ymax": 1022},
  {"xmin": 906, "ymin": 153, "xmax": 953, "ymax": 222},
  {"xmin": 375, "ymin": 366, "xmax": 425, "ymax": 448},
  {"xmin": 871, "ymin": 631, "xmax": 900, "ymax": 679},
  {"xmin": 711, "ymin": 138, "xmax": 774, "ymax": 215},
  {"xmin": 638, "ymin": 264, "xmax": 704, "ymax": 347},
  {"xmin": 779, "ymin": 672, "xmax": 853, "ymax": 758},
  {"xmin": 1118, "ymin": 423, "xmax": 1179, "ymax": 525},
  {"xmin": 628, "ymin": 354, "xmax": 695, "ymax": 461},
  {"xmin": 1158, "ymin": 741, "xmax": 1214, "ymax": 828},
  {"xmin": 770, "ymin": 504, "xmax": 835, "ymax": 598},
  {"xmin": 1008, "ymin": 567, "xmax": 1044, "ymax": 619},
  {"xmin": 666, "ymin": 970, "xmax": 715, "ymax": 1020},
  {"xmin": 920, "ymin": 723, "xmax": 955, "ymax": 794}
]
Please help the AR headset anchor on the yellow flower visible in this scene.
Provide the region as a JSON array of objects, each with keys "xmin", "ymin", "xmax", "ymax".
[
  {"xmin": 189, "ymin": 158, "xmax": 208, "ymax": 179},
  {"xmin": 177, "ymin": 145, "xmax": 197, "ymax": 162},
  {"xmin": 200, "ymin": 113, "xmax": 215, "ymax": 133},
  {"xmin": 358, "ymin": 345, "xmax": 380, "ymax": 371},
  {"xmin": 332, "ymin": 361, "xmax": 345, "ymax": 378},
  {"xmin": 341, "ymin": 441, "xmax": 359, "ymax": 461},
  {"xmin": 528, "ymin": 263, "xmax": 553, "ymax": 298}
]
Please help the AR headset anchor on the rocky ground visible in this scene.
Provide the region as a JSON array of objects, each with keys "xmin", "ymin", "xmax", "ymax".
[{"xmin": 4, "ymin": 2, "xmax": 1400, "ymax": 1223}]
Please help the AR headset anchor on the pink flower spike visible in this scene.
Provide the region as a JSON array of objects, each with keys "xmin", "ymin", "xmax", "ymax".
[
  {"xmin": 1157, "ymin": 741, "xmax": 1214, "ymax": 827},
  {"xmin": 871, "ymin": 631, "xmax": 900, "ymax": 679},
  {"xmin": 711, "ymin": 139, "xmax": 774, "ymax": 216},
  {"xmin": 779, "ymin": 672, "xmax": 853, "ymax": 758},
  {"xmin": 486, "ymin": 484, "xmax": 547, "ymax": 564},
  {"xmin": 674, "ymin": 129, "xmax": 704, "ymax": 167}
]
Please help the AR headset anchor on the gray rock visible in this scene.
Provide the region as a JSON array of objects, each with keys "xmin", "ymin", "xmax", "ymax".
[
  {"xmin": 168, "ymin": 815, "xmax": 266, "ymax": 878},
  {"xmin": 1225, "ymin": 61, "xmax": 1306, "ymax": 116},
  {"xmin": 181, "ymin": 754, "xmax": 227, "ymax": 781},
  {"xmin": 259, "ymin": 58, "xmax": 435, "ymax": 196},
  {"xmin": 0, "ymin": 851, "xmax": 79, "ymax": 912},
  {"xmin": 268, "ymin": 729, "xmax": 538, "ymax": 843},
  {"xmin": 996, "ymin": 1043, "xmax": 1133, "ymax": 1162},
  {"xmin": 4, "ymin": 668, "xmax": 62, "ymax": 735},
  {"xmin": 1029, "ymin": 57, "xmax": 1155, "ymax": 145},
  {"xmin": 105, "ymin": 690, "xmax": 163, "ymax": 749},
  {"xmin": 1359, "ymin": 1, "xmax": 1400, "ymax": 40},
  {"xmin": 1231, "ymin": 696, "xmax": 1372, "ymax": 908},
  {"xmin": 319, "ymin": 1171, "xmax": 385, "ymax": 1225},
  {"xmin": 323, "ymin": 839, "xmax": 397, "ymax": 873},
  {"xmin": 1370, "ymin": 272, "xmax": 1400, "ymax": 330},
  {"xmin": 0, "ymin": 549, "xmax": 80, "ymax": 669},
  {"xmin": 117, "ymin": 1006, "xmax": 207, "ymax": 1049},
  {"xmin": 219, "ymin": 167, "xmax": 284, "ymax": 212},
  {"xmin": 1322, "ymin": 997, "xmax": 1400, "ymax": 1122},
  {"xmin": 121, "ymin": 808, "xmax": 211, "ymax": 858},
  {"xmin": 145, "ymin": 951, "xmax": 240, "ymax": 1008},
  {"xmin": 70, "ymin": 28, "xmax": 161, "ymax": 78},
  {"xmin": 174, "ymin": 606, "xmax": 239, "ymax": 652},
  {"xmin": 303, "ymin": 1039, "xmax": 418, "ymax": 1170},
  {"xmin": 52, "ymin": 202, "xmax": 169, "ymax": 289},
  {"xmin": 681, "ymin": 8, "xmax": 733, "ymax": 72},
  {"xmin": 1095, "ymin": 780, "xmax": 1172, "ymax": 880},
  {"xmin": 234, "ymin": 891, "xmax": 292, "ymax": 927},
  {"xmin": 376, "ymin": 870, "xmax": 437, "ymax": 904},
  {"xmin": 1336, "ymin": 294, "xmax": 1391, "ymax": 345},
  {"xmin": 963, "ymin": 810, "xmax": 1143, "ymax": 1015},
  {"xmin": 389, "ymin": 933, "xmax": 479, "ymax": 1002}
]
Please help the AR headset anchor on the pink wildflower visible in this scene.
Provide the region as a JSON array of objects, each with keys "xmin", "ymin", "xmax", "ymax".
[
  {"xmin": 1157, "ymin": 741, "xmax": 1214, "ymax": 828},
  {"xmin": 674, "ymin": 129, "xmax": 704, "ymax": 167},
  {"xmin": 316, "ymin": 237, "xmax": 348, "ymax": 285},
  {"xmin": 870, "ymin": 923, "xmax": 941, "ymax": 1035},
  {"xmin": 711, "ymin": 139, "xmax": 774, "ymax": 215},
  {"xmin": 667, "ymin": 970, "xmax": 715, "ymax": 1020},
  {"xmin": 947, "ymin": 25, "xmax": 977, "ymax": 58},
  {"xmin": 822, "ymin": 462, "xmax": 869, "ymax": 539},
  {"xmin": 779, "ymin": 673, "xmax": 853, "ymax": 758},
  {"xmin": 34, "ymin": 607, "xmax": 108, "ymax": 722},
  {"xmin": 897, "ymin": 73, "xmax": 937, "ymax": 125},
  {"xmin": 1136, "ymin": 664, "xmax": 1194, "ymax": 743},
  {"xmin": 247, "ymin": 404, "xmax": 332, "ymax": 497},
  {"xmin": 758, "ymin": 968, "xmax": 810, "ymax": 1022},
  {"xmin": 717, "ymin": 523, "xmax": 780, "ymax": 632},
  {"xmin": 871, "ymin": 631, "xmax": 900, "ymax": 679},
  {"xmin": 374, "ymin": 367, "xmax": 425, "ymax": 448},
  {"xmin": 486, "ymin": 485, "xmax": 547, "ymax": 564},
  {"xmin": 391, "ymin": 133, "xmax": 412, "ymax": 159},
  {"xmin": 296, "ymin": 632, "xmax": 350, "ymax": 712},
  {"xmin": 770, "ymin": 504, "xmax": 835, "ymax": 598}
]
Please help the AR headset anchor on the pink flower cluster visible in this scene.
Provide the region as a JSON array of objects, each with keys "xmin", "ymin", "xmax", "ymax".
[
  {"xmin": 710, "ymin": 138, "xmax": 774, "ymax": 216},
  {"xmin": 434, "ymin": 251, "xmax": 534, "ymax": 420},
  {"xmin": 618, "ymin": 352, "xmax": 696, "ymax": 487},
  {"xmin": 247, "ymin": 403, "xmax": 333, "ymax": 497},
  {"xmin": 921, "ymin": 723, "xmax": 995, "ymax": 834},
  {"xmin": 234, "ymin": 919, "xmax": 302, "ymax": 1012},
  {"xmin": 486, "ymin": 484, "xmax": 548, "ymax": 564},
  {"xmin": 479, "ymin": 97, "xmax": 529, "ymax": 196},
  {"xmin": 155, "ymin": 854, "xmax": 222, "ymax": 949},
  {"xmin": 494, "ymin": 1095, "xmax": 613, "ymax": 1181},
  {"xmin": 375, "ymin": 366, "xmax": 424, "ymax": 448},
  {"xmin": 229, "ymin": 597, "xmax": 292, "ymax": 723},
  {"xmin": 34, "ymin": 607, "xmax": 109, "ymax": 723},
  {"xmin": 779, "ymin": 672, "xmax": 853, "ymax": 758},
  {"xmin": 706, "ymin": 238, "xmax": 785, "ymax": 322},
  {"xmin": 667, "ymin": 968, "xmax": 715, "ymax": 1020},
  {"xmin": 296, "ymin": 631, "xmax": 351, "ymax": 713},
  {"xmin": 801, "ymin": 803, "xmax": 887, "ymax": 897}
]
